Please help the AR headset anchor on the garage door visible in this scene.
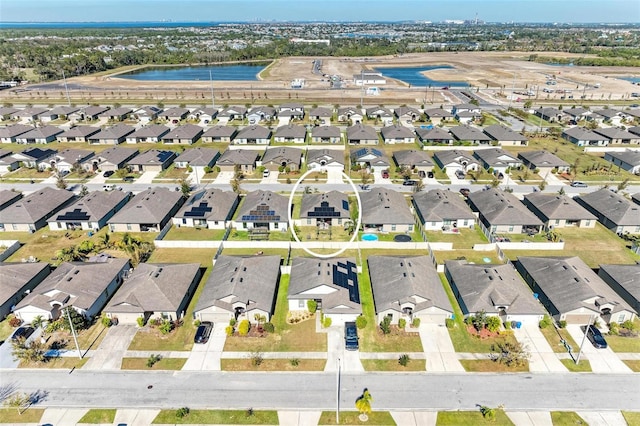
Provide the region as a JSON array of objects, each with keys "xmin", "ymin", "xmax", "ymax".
[
  {"xmin": 416, "ymin": 314, "xmax": 449, "ymax": 324},
  {"xmin": 564, "ymin": 314, "xmax": 593, "ymax": 324},
  {"xmin": 197, "ymin": 312, "xmax": 231, "ymax": 323}
]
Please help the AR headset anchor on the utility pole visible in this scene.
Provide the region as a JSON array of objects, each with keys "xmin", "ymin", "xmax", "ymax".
[
  {"xmin": 209, "ymin": 70, "xmax": 215, "ymax": 110},
  {"xmin": 359, "ymin": 69, "xmax": 364, "ymax": 108},
  {"xmin": 66, "ymin": 307, "xmax": 82, "ymax": 359},
  {"xmin": 336, "ymin": 357, "xmax": 341, "ymax": 424},
  {"xmin": 576, "ymin": 315, "xmax": 595, "ymax": 364},
  {"xmin": 62, "ymin": 70, "xmax": 71, "ymax": 107}
]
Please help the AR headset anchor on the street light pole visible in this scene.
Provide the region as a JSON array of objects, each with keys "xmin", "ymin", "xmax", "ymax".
[
  {"xmin": 66, "ymin": 307, "xmax": 82, "ymax": 359},
  {"xmin": 336, "ymin": 357, "xmax": 341, "ymax": 424},
  {"xmin": 576, "ymin": 314, "xmax": 595, "ymax": 364}
]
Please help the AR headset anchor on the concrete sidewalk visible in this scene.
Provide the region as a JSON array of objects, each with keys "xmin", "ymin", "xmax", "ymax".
[
  {"xmin": 83, "ymin": 325, "xmax": 137, "ymax": 370},
  {"xmin": 513, "ymin": 324, "xmax": 567, "ymax": 372},
  {"xmin": 419, "ymin": 323, "xmax": 465, "ymax": 372},
  {"xmin": 182, "ymin": 323, "xmax": 227, "ymax": 371},
  {"xmin": 566, "ymin": 325, "xmax": 632, "ymax": 373},
  {"xmin": 506, "ymin": 411, "xmax": 553, "ymax": 426}
]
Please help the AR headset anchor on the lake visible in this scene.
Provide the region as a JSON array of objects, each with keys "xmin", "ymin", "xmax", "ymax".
[
  {"xmin": 619, "ymin": 76, "xmax": 640, "ymax": 84},
  {"xmin": 374, "ymin": 65, "xmax": 467, "ymax": 87},
  {"xmin": 119, "ymin": 63, "xmax": 267, "ymax": 81}
]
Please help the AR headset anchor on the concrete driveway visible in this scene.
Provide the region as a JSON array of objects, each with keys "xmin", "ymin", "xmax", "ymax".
[
  {"xmin": 576, "ymin": 411, "xmax": 627, "ymax": 426},
  {"xmin": 260, "ymin": 171, "xmax": 279, "ymax": 184},
  {"xmin": 0, "ymin": 326, "xmax": 42, "ymax": 368},
  {"xmin": 446, "ymin": 169, "xmax": 469, "ymax": 185},
  {"xmin": 566, "ymin": 325, "xmax": 632, "ymax": 373},
  {"xmin": 136, "ymin": 170, "xmax": 159, "ymax": 185},
  {"xmin": 418, "ymin": 323, "xmax": 464, "ymax": 372},
  {"xmin": 114, "ymin": 409, "xmax": 160, "ymax": 426},
  {"xmin": 214, "ymin": 171, "xmax": 234, "ymax": 184},
  {"xmin": 327, "ymin": 168, "xmax": 344, "ymax": 184},
  {"xmin": 83, "ymin": 325, "xmax": 137, "ymax": 370},
  {"xmin": 325, "ymin": 326, "xmax": 363, "ymax": 372},
  {"xmin": 182, "ymin": 323, "xmax": 226, "ymax": 371},
  {"xmin": 543, "ymin": 172, "xmax": 566, "ymax": 186},
  {"xmin": 513, "ymin": 324, "xmax": 567, "ymax": 372},
  {"xmin": 39, "ymin": 408, "xmax": 88, "ymax": 426}
]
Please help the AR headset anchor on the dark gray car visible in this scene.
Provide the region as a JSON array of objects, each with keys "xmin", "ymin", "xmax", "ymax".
[
  {"xmin": 194, "ymin": 321, "xmax": 213, "ymax": 344},
  {"xmin": 345, "ymin": 321, "xmax": 359, "ymax": 351}
]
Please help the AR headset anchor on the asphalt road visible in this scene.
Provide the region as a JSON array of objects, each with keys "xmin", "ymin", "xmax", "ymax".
[{"xmin": 3, "ymin": 370, "xmax": 640, "ymax": 411}]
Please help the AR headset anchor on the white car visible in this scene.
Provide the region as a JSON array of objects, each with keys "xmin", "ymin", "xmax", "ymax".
[{"xmin": 263, "ymin": 170, "xmax": 270, "ymax": 178}]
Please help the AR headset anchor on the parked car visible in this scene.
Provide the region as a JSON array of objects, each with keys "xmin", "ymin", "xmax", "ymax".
[
  {"xmin": 586, "ymin": 325, "xmax": 607, "ymax": 349},
  {"xmin": 103, "ymin": 184, "xmax": 117, "ymax": 191},
  {"xmin": 344, "ymin": 321, "xmax": 359, "ymax": 351},
  {"xmin": 403, "ymin": 180, "xmax": 417, "ymax": 186},
  {"xmin": 194, "ymin": 321, "xmax": 213, "ymax": 344},
  {"xmin": 570, "ymin": 181, "xmax": 588, "ymax": 188},
  {"xmin": 262, "ymin": 169, "xmax": 270, "ymax": 178},
  {"xmin": 103, "ymin": 170, "xmax": 114, "ymax": 178},
  {"xmin": 459, "ymin": 188, "xmax": 471, "ymax": 197},
  {"xmin": 455, "ymin": 170, "xmax": 466, "ymax": 179},
  {"xmin": 11, "ymin": 326, "xmax": 35, "ymax": 342},
  {"xmin": 427, "ymin": 171, "xmax": 434, "ymax": 178},
  {"xmin": 381, "ymin": 170, "xmax": 389, "ymax": 179}
]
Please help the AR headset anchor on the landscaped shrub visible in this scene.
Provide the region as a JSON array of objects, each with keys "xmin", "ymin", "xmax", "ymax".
[
  {"xmin": 412, "ymin": 318, "xmax": 421, "ymax": 328},
  {"xmin": 176, "ymin": 407, "xmax": 190, "ymax": 418},
  {"xmin": 479, "ymin": 406, "xmax": 496, "ymax": 421},
  {"xmin": 136, "ymin": 317, "xmax": 145, "ymax": 327},
  {"xmin": 250, "ymin": 351, "xmax": 263, "ymax": 366},
  {"xmin": 486, "ymin": 316, "xmax": 502, "ymax": 333},
  {"xmin": 225, "ymin": 325, "xmax": 234, "ymax": 336},
  {"xmin": 323, "ymin": 317, "xmax": 332, "ymax": 328},
  {"xmin": 146, "ymin": 354, "xmax": 162, "ymax": 368},
  {"xmin": 263, "ymin": 322, "xmax": 274, "ymax": 333},
  {"xmin": 289, "ymin": 358, "xmax": 300, "ymax": 367},
  {"xmin": 8, "ymin": 315, "xmax": 22, "ymax": 327},
  {"xmin": 539, "ymin": 315, "xmax": 552, "ymax": 329},
  {"xmin": 398, "ymin": 354, "xmax": 411, "ymax": 367},
  {"xmin": 558, "ymin": 320, "xmax": 567, "ymax": 329},
  {"xmin": 356, "ymin": 315, "xmax": 367, "ymax": 329},
  {"xmin": 229, "ymin": 318, "xmax": 237, "ymax": 327},
  {"xmin": 380, "ymin": 316, "xmax": 392, "ymax": 335},
  {"xmin": 621, "ymin": 320, "xmax": 637, "ymax": 332},
  {"xmin": 444, "ymin": 318, "xmax": 455, "ymax": 329},
  {"xmin": 238, "ymin": 319, "xmax": 250, "ymax": 336},
  {"xmin": 307, "ymin": 300, "xmax": 317, "ymax": 314},
  {"xmin": 504, "ymin": 321, "xmax": 512, "ymax": 330},
  {"xmin": 193, "ymin": 319, "xmax": 201, "ymax": 327},
  {"xmin": 158, "ymin": 320, "xmax": 173, "ymax": 335},
  {"xmin": 608, "ymin": 322, "xmax": 619, "ymax": 335},
  {"xmin": 101, "ymin": 316, "xmax": 112, "ymax": 327},
  {"xmin": 398, "ymin": 318, "xmax": 407, "ymax": 329},
  {"xmin": 471, "ymin": 310, "xmax": 488, "ymax": 331}
]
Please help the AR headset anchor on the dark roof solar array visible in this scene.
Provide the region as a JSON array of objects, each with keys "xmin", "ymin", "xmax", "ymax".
[
  {"xmin": 332, "ymin": 260, "xmax": 359, "ymax": 304},
  {"xmin": 183, "ymin": 202, "xmax": 213, "ymax": 218}
]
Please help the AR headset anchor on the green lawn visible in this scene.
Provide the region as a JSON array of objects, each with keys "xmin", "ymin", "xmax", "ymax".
[
  {"xmin": 433, "ymin": 249, "xmax": 503, "ymax": 265},
  {"xmin": 539, "ymin": 325, "xmax": 580, "ymax": 353},
  {"xmin": 361, "ymin": 359, "xmax": 426, "ymax": 371},
  {"xmin": 0, "ymin": 408, "xmax": 45, "ymax": 423},
  {"xmin": 460, "ymin": 359, "xmax": 529, "ymax": 372},
  {"xmin": 560, "ymin": 359, "xmax": 592, "ymax": 372},
  {"xmin": 318, "ymin": 411, "xmax": 396, "ymax": 425},
  {"xmin": 78, "ymin": 409, "xmax": 117, "ymax": 423},
  {"xmin": 604, "ymin": 334, "xmax": 640, "ymax": 353},
  {"xmin": 121, "ymin": 357, "xmax": 187, "ymax": 370},
  {"xmin": 622, "ymin": 411, "xmax": 640, "ymax": 426},
  {"xmin": 221, "ymin": 358, "xmax": 326, "ymax": 371},
  {"xmin": 227, "ymin": 229, "xmax": 293, "ymax": 242},
  {"xmin": 221, "ymin": 247, "xmax": 290, "ymax": 259},
  {"xmin": 152, "ymin": 409, "xmax": 279, "ymax": 425},
  {"xmin": 20, "ymin": 357, "xmax": 89, "ymax": 369},
  {"xmin": 623, "ymin": 360, "xmax": 640, "ymax": 372},
  {"xmin": 426, "ymin": 226, "xmax": 488, "ymax": 249},
  {"xmin": 436, "ymin": 410, "xmax": 514, "ymax": 426},
  {"xmin": 0, "ymin": 318, "xmax": 15, "ymax": 342},
  {"xmin": 550, "ymin": 411, "xmax": 587, "ymax": 426},
  {"xmin": 163, "ymin": 226, "xmax": 227, "ymax": 241}
]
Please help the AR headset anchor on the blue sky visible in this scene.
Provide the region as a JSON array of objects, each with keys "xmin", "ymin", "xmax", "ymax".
[{"xmin": 1, "ymin": 0, "xmax": 639, "ymax": 23}]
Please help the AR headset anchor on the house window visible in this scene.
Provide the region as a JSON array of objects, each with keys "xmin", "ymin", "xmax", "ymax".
[
  {"xmin": 431, "ymin": 222, "xmax": 437, "ymax": 226},
  {"xmin": 12, "ymin": 224, "xmax": 18, "ymax": 230},
  {"xmin": 307, "ymin": 219, "xmax": 312, "ymax": 225},
  {"xmin": 408, "ymin": 225, "xmax": 413, "ymax": 232},
  {"xmin": 585, "ymin": 220, "xmax": 590, "ymax": 226},
  {"xmin": 463, "ymin": 220, "xmax": 468, "ymax": 226},
  {"xmin": 243, "ymin": 222, "xmax": 247, "ymax": 229},
  {"xmin": 555, "ymin": 220, "xmax": 560, "ymax": 225},
  {"xmin": 274, "ymin": 222, "xmax": 279, "ymax": 229},
  {"xmin": 126, "ymin": 224, "xmax": 132, "ymax": 231},
  {"xmin": 182, "ymin": 219, "xmax": 187, "ymax": 225},
  {"xmin": 618, "ymin": 313, "xmax": 626, "ymax": 322},
  {"xmin": 299, "ymin": 300, "xmax": 305, "ymax": 309},
  {"xmin": 391, "ymin": 224, "xmax": 396, "ymax": 231},
  {"xmin": 508, "ymin": 226, "xmax": 514, "ymax": 232}
]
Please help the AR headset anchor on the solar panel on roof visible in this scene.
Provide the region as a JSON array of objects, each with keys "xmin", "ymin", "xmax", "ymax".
[{"xmin": 56, "ymin": 208, "xmax": 90, "ymax": 222}]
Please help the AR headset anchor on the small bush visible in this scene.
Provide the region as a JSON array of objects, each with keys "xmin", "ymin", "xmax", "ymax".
[
  {"xmin": 356, "ymin": 315, "xmax": 367, "ymax": 329},
  {"xmin": 608, "ymin": 322, "xmax": 619, "ymax": 335},
  {"xmin": 8, "ymin": 315, "xmax": 22, "ymax": 327},
  {"xmin": 263, "ymin": 322, "xmax": 274, "ymax": 333},
  {"xmin": 193, "ymin": 319, "xmax": 201, "ymax": 327},
  {"xmin": 289, "ymin": 358, "xmax": 300, "ymax": 367},
  {"xmin": 398, "ymin": 354, "xmax": 411, "ymax": 367},
  {"xmin": 480, "ymin": 406, "xmax": 496, "ymax": 421},
  {"xmin": 246, "ymin": 408, "xmax": 254, "ymax": 417},
  {"xmin": 225, "ymin": 325, "xmax": 234, "ymax": 336},
  {"xmin": 464, "ymin": 316, "xmax": 474, "ymax": 326},
  {"xmin": 323, "ymin": 317, "xmax": 332, "ymax": 328},
  {"xmin": 412, "ymin": 318, "xmax": 421, "ymax": 328},
  {"xmin": 539, "ymin": 315, "xmax": 552, "ymax": 329},
  {"xmin": 445, "ymin": 318, "xmax": 455, "ymax": 329},
  {"xmin": 504, "ymin": 321, "xmax": 512, "ymax": 330},
  {"xmin": 158, "ymin": 320, "xmax": 173, "ymax": 335},
  {"xmin": 238, "ymin": 319, "xmax": 250, "ymax": 336},
  {"xmin": 147, "ymin": 354, "xmax": 162, "ymax": 368},
  {"xmin": 307, "ymin": 300, "xmax": 317, "ymax": 314},
  {"xmin": 398, "ymin": 318, "xmax": 407, "ymax": 329},
  {"xmin": 380, "ymin": 316, "xmax": 392, "ymax": 335},
  {"xmin": 101, "ymin": 316, "xmax": 113, "ymax": 327},
  {"xmin": 486, "ymin": 316, "xmax": 502, "ymax": 333},
  {"xmin": 250, "ymin": 351, "xmax": 263, "ymax": 367},
  {"xmin": 229, "ymin": 318, "xmax": 237, "ymax": 327},
  {"xmin": 136, "ymin": 317, "xmax": 146, "ymax": 327},
  {"xmin": 621, "ymin": 320, "xmax": 637, "ymax": 332},
  {"xmin": 176, "ymin": 407, "xmax": 190, "ymax": 418},
  {"xmin": 558, "ymin": 320, "xmax": 567, "ymax": 329}
]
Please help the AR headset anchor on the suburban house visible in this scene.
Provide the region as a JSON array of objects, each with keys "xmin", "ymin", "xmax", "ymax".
[
  {"xmin": 473, "ymin": 148, "xmax": 522, "ymax": 175},
  {"xmin": 594, "ymin": 128, "xmax": 640, "ymax": 145},
  {"xmin": 310, "ymin": 126, "xmax": 342, "ymax": 144},
  {"xmin": 433, "ymin": 150, "xmax": 479, "ymax": 172},
  {"xmin": 365, "ymin": 106, "xmax": 394, "ymax": 124},
  {"xmin": 273, "ymin": 124, "xmax": 307, "ymax": 144},
  {"xmin": 11, "ymin": 107, "xmax": 48, "ymax": 123},
  {"xmin": 15, "ymin": 126, "xmax": 63, "ymax": 144},
  {"xmin": 395, "ymin": 106, "xmax": 421, "ymax": 123},
  {"xmin": 307, "ymin": 149, "xmax": 344, "ymax": 172},
  {"xmin": 131, "ymin": 106, "xmax": 161, "ymax": 124},
  {"xmin": 351, "ymin": 147, "xmax": 390, "ymax": 173},
  {"xmin": 576, "ymin": 188, "xmax": 640, "ymax": 234},
  {"xmin": 393, "ymin": 150, "xmax": 434, "ymax": 176},
  {"xmin": 88, "ymin": 124, "xmax": 135, "ymax": 145},
  {"xmin": 104, "ymin": 263, "xmax": 201, "ymax": 325},
  {"xmin": 57, "ymin": 126, "xmax": 101, "ymax": 143},
  {"xmin": 234, "ymin": 190, "xmax": 289, "ymax": 232},
  {"xmin": 260, "ymin": 147, "xmax": 302, "ymax": 172},
  {"xmin": 592, "ymin": 109, "xmax": 622, "ymax": 126},
  {"xmin": 445, "ymin": 260, "xmax": 545, "ymax": 325},
  {"xmin": 598, "ymin": 264, "xmax": 640, "ymax": 315},
  {"xmin": 159, "ymin": 107, "xmax": 190, "ymax": 123},
  {"xmin": 13, "ymin": 148, "xmax": 57, "ymax": 169},
  {"xmin": 0, "ymin": 262, "xmax": 51, "ymax": 321},
  {"xmin": 0, "ymin": 106, "xmax": 18, "ymax": 120},
  {"xmin": 424, "ymin": 108, "xmax": 453, "ymax": 124},
  {"xmin": 604, "ymin": 150, "xmax": 640, "ymax": 174},
  {"xmin": 217, "ymin": 149, "xmax": 259, "ymax": 173},
  {"xmin": 564, "ymin": 107, "xmax": 592, "ymax": 123},
  {"xmin": 194, "ymin": 255, "xmax": 281, "ymax": 323},
  {"xmin": 0, "ymin": 190, "xmax": 22, "ymax": 210},
  {"xmin": 248, "ymin": 106, "xmax": 276, "ymax": 123},
  {"xmin": 629, "ymin": 127, "xmax": 640, "ymax": 138},
  {"xmin": 217, "ymin": 106, "xmax": 247, "ymax": 121},
  {"xmin": 517, "ymin": 150, "xmax": 570, "ymax": 174},
  {"xmin": 452, "ymin": 103, "xmax": 481, "ymax": 116},
  {"xmin": 173, "ymin": 148, "xmax": 220, "ymax": 173},
  {"xmin": 449, "ymin": 125, "xmax": 492, "ymax": 145},
  {"xmin": 88, "ymin": 147, "xmax": 139, "ymax": 172},
  {"xmin": 562, "ymin": 126, "xmax": 609, "ymax": 147},
  {"xmin": 107, "ymin": 187, "xmax": 185, "ymax": 232},
  {"xmin": 13, "ymin": 256, "xmax": 131, "ymax": 323},
  {"xmin": 189, "ymin": 107, "xmax": 217, "ymax": 124},
  {"xmin": 337, "ymin": 107, "xmax": 363, "ymax": 124},
  {"xmin": 125, "ymin": 124, "xmax": 170, "ymax": 143},
  {"xmin": 202, "ymin": 125, "xmax": 238, "ymax": 143},
  {"xmin": 483, "ymin": 124, "xmax": 528, "ymax": 146},
  {"xmin": 467, "ymin": 188, "xmax": 543, "ymax": 235},
  {"xmin": 454, "ymin": 110, "xmax": 481, "ymax": 124},
  {"xmin": 127, "ymin": 150, "xmax": 176, "ymax": 172},
  {"xmin": 99, "ymin": 107, "xmax": 132, "ymax": 121},
  {"xmin": 298, "ymin": 191, "xmax": 350, "ymax": 228},
  {"xmin": 308, "ymin": 106, "xmax": 332, "ymax": 123},
  {"xmin": 41, "ymin": 106, "xmax": 78, "ymax": 122},
  {"xmin": 354, "ymin": 72, "xmax": 386, "ymax": 86},
  {"xmin": 289, "ymin": 257, "xmax": 361, "ymax": 325},
  {"xmin": 172, "ymin": 189, "xmax": 239, "ymax": 229},
  {"xmin": 523, "ymin": 193, "xmax": 597, "ymax": 230},
  {"xmin": 0, "ymin": 152, "xmax": 20, "ymax": 174},
  {"xmin": 416, "ymin": 127, "xmax": 454, "ymax": 145},
  {"xmin": 162, "ymin": 124, "xmax": 204, "ymax": 145},
  {"xmin": 380, "ymin": 124, "xmax": 416, "ymax": 144},
  {"xmin": 346, "ymin": 124, "xmax": 379, "ymax": 145},
  {"xmin": 233, "ymin": 125, "xmax": 271, "ymax": 145},
  {"xmin": 48, "ymin": 190, "xmax": 132, "ymax": 231},
  {"xmin": 278, "ymin": 103, "xmax": 305, "ymax": 120},
  {"xmin": 369, "ymin": 255, "xmax": 453, "ymax": 324},
  {"xmin": 69, "ymin": 106, "xmax": 109, "ymax": 122},
  {"xmin": 534, "ymin": 107, "xmax": 565, "ymax": 123},
  {"xmin": 361, "ymin": 188, "xmax": 414, "ymax": 233},
  {"xmin": 49, "ymin": 148, "xmax": 95, "ymax": 174},
  {"xmin": 413, "ymin": 189, "xmax": 476, "ymax": 231},
  {"xmin": 516, "ymin": 256, "xmax": 636, "ymax": 324},
  {"xmin": 0, "ymin": 187, "xmax": 75, "ymax": 232},
  {"xmin": 0, "ymin": 124, "xmax": 34, "ymax": 143}
]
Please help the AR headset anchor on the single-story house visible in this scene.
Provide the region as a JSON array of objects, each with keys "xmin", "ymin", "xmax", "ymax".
[
  {"xmin": 369, "ymin": 255, "xmax": 453, "ymax": 324},
  {"xmin": 278, "ymin": 103, "xmax": 304, "ymax": 120},
  {"xmin": 564, "ymin": 107, "xmax": 592, "ymax": 123},
  {"xmin": 445, "ymin": 260, "xmax": 545, "ymax": 324},
  {"xmin": 131, "ymin": 106, "xmax": 161, "ymax": 124},
  {"xmin": 298, "ymin": 191, "xmax": 350, "ymax": 228},
  {"xmin": 415, "ymin": 127, "xmax": 454, "ymax": 145},
  {"xmin": 0, "ymin": 262, "xmax": 51, "ymax": 321},
  {"xmin": 56, "ymin": 126, "xmax": 101, "ymax": 143},
  {"xmin": 217, "ymin": 106, "xmax": 247, "ymax": 121},
  {"xmin": 172, "ymin": 189, "xmax": 239, "ymax": 230},
  {"xmin": 591, "ymin": 109, "xmax": 622, "ymax": 126},
  {"xmin": 483, "ymin": 124, "xmax": 528, "ymax": 146},
  {"xmin": 0, "ymin": 190, "xmax": 22, "ymax": 210},
  {"xmin": 12, "ymin": 147, "xmax": 57, "ymax": 169},
  {"xmin": 413, "ymin": 189, "xmax": 476, "ymax": 231},
  {"xmin": 0, "ymin": 106, "xmax": 19, "ymax": 120},
  {"xmin": 449, "ymin": 125, "xmax": 493, "ymax": 145},
  {"xmin": 233, "ymin": 125, "xmax": 271, "ymax": 145},
  {"xmin": 604, "ymin": 150, "xmax": 640, "ymax": 174},
  {"xmin": 424, "ymin": 108, "xmax": 453, "ymax": 125},
  {"xmin": 125, "ymin": 124, "xmax": 170, "ymax": 143},
  {"xmin": 523, "ymin": 193, "xmax": 597, "ymax": 230},
  {"xmin": 361, "ymin": 188, "xmax": 414, "ymax": 233},
  {"xmin": 13, "ymin": 256, "xmax": 130, "ymax": 323},
  {"xmin": 11, "ymin": 107, "xmax": 48, "ymax": 123},
  {"xmin": 452, "ymin": 103, "xmax": 481, "ymax": 115},
  {"xmin": 306, "ymin": 149, "xmax": 344, "ymax": 172},
  {"xmin": 517, "ymin": 150, "xmax": 570, "ymax": 174},
  {"xmin": 433, "ymin": 150, "xmax": 479, "ymax": 172},
  {"xmin": 354, "ymin": 72, "xmax": 386, "ymax": 86},
  {"xmin": 159, "ymin": 107, "xmax": 190, "ymax": 123},
  {"xmin": 337, "ymin": 107, "xmax": 363, "ymax": 124},
  {"xmin": 202, "ymin": 125, "xmax": 238, "ymax": 143},
  {"xmin": 455, "ymin": 110, "xmax": 482, "ymax": 124},
  {"xmin": 467, "ymin": 188, "xmax": 543, "ymax": 234},
  {"xmin": 346, "ymin": 124, "xmax": 379, "ymax": 145},
  {"xmin": 534, "ymin": 107, "xmax": 565, "ymax": 123},
  {"xmin": 104, "ymin": 263, "xmax": 202, "ymax": 324},
  {"xmin": 562, "ymin": 126, "xmax": 609, "ymax": 147},
  {"xmin": 473, "ymin": 148, "xmax": 522, "ymax": 175},
  {"xmin": 351, "ymin": 147, "xmax": 390, "ymax": 173},
  {"xmin": 49, "ymin": 148, "xmax": 95, "ymax": 174},
  {"xmin": 289, "ymin": 257, "xmax": 361, "ymax": 325},
  {"xmin": 598, "ymin": 264, "xmax": 640, "ymax": 315},
  {"xmin": 0, "ymin": 153, "xmax": 20, "ymax": 174},
  {"xmin": 248, "ymin": 106, "xmax": 276, "ymax": 123},
  {"xmin": 194, "ymin": 255, "xmax": 281, "ymax": 323},
  {"xmin": 217, "ymin": 149, "xmax": 259, "ymax": 173},
  {"xmin": 107, "ymin": 187, "xmax": 184, "ymax": 233},
  {"xmin": 173, "ymin": 147, "xmax": 220, "ymax": 172},
  {"xmin": 45, "ymin": 106, "xmax": 79, "ymax": 121},
  {"xmin": 393, "ymin": 150, "xmax": 434, "ymax": 175},
  {"xmin": 88, "ymin": 124, "xmax": 135, "ymax": 145},
  {"xmin": 628, "ymin": 126, "xmax": 640, "ymax": 138},
  {"xmin": 516, "ymin": 256, "xmax": 636, "ymax": 324},
  {"xmin": 594, "ymin": 128, "xmax": 640, "ymax": 145},
  {"xmin": 380, "ymin": 124, "xmax": 416, "ymax": 144},
  {"xmin": 69, "ymin": 106, "xmax": 109, "ymax": 122},
  {"xmin": 0, "ymin": 124, "xmax": 34, "ymax": 143},
  {"xmin": 260, "ymin": 147, "xmax": 302, "ymax": 172},
  {"xmin": 99, "ymin": 107, "xmax": 132, "ymax": 121},
  {"xmin": 189, "ymin": 107, "xmax": 217, "ymax": 124},
  {"xmin": 308, "ymin": 106, "xmax": 332, "ymax": 123},
  {"xmin": 576, "ymin": 188, "xmax": 640, "ymax": 235},
  {"xmin": 273, "ymin": 124, "xmax": 307, "ymax": 144},
  {"xmin": 234, "ymin": 190, "xmax": 289, "ymax": 232},
  {"xmin": 162, "ymin": 124, "xmax": 204, "ymax": 145},
  {"xmin": 88, "ymin": 147, "xmax": 139, "ymax": 172},
  {"xmin": 48, "ymin": 190, "xmax": 132, "ymax": 231},
  {"xmin": 395, "ymin": 106, "xmax": 421, "ymax": 123},
  {"xmin": 0, "ymin": 187, "xmax": 75, "ymax": 232},
  {"xmin": 127, "ymin": 150, "xmax": 176, "ymax": 172},
  {"xmin": 310, "ymin": 126, "xmax": 342, "ymax": 144},
  {"xmin": 15, "ymin": 126, "xmax": 63, "ymax": 144},
  {"xmin": 365, "ymin": 106, "xmax": 394, "ymax": 124}
]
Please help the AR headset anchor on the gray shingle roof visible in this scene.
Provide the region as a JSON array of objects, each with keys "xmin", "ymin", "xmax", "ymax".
[
  {"xmin": 174, "ymin": 147, "xmax": 219, "ymax": 166},
  {"xmin": 174, "ymin": 189, "xmax": 238, "ymax": 222},
  {"xmin": 0, "ymin": 190, "xmax": 22, "ymax": 209},
  {"xmin": 449, "ymin": 125, "xmax": 492, "ymax": 142},
  {"xmin": 563, "ymin": 126, "xmax": 607, "ymax": 142},
  {"xmin": 0, "ymin": 124, "xmax": 33, "ymax": 139},
  {"xmin": 0, "ymin": 187, "xmax": 75, "ymax": 225},
  {"xmin": 415, "ymin": 127, "xmax": 453, "ymax": 142},
  {"xmin": 163, "ymin": 124, "xmax": 204, "ymax": 140},
  {"xmin": 473, "ymin": 148, "xmax": 522, "ymax": 167},
  {"xmin": 91, "ymin": 124, "xmax": 135, "ymax": 140},
  {"xmin": 307, "ymin": 149, "xmax": 344, "ymax": 166},
  {"xmin": 202, "ymin": 125, "xmax": 237, "ymax": 138},
  {"xmin": 483, "ymin": 124, "xmax": 528, "ymax": 142},
  {"xmin": 350, "ymin": 147, "xmax": 389, "ymax": 167},
  {"xmin": 413, "ymin": 189, "xmax": 476, "ymax": 223},
  {"xmin": 18, "ymin": 125, "xmax": 63, "ymax": 139},
  {"xmin": 576, "ymin": 188, "xmax": 640, "ymax": 227},
  {"xmin": 217, "ymin": 106, "xmax": 247, "ymax": 118},
  {"xmin": 96, "ymin": 147, "xmax": 139, "ymax": 166},
  {"xmin": 49, "ymin": 190, "xmax": 130, "ymax": 224},
  {"xmin": 433, "ymin": 150, "xmax": 477, "ymax": 167},
  {"xmin": 368, "ymin": 255, "xmax": 452, "ymax": 314},
  {"xmin": 394, "ymin": 106, "xmax": 421, "ymax": 118},
  {"xmin": 160, "ymin": 107, "xmax": 190, "ymax": 118},
  {"xmin": 100, "ymin": 107, "xmax": 132, "ymax": 118},
  {"xmin": 311, "ymin": 126, "xmax": 341, "ymax": 138},
  {"xmin": 361, "ymin": 188, "xmax": 414, "ymax": 225},
  {"xmin": 380, "ymin": 124, "xmax": 415, "ymax": 139},
  {"xmin": 274, "ymin": 124, "xmax": 306, "ymax": 138},
  {"xmin": 467, "ymin": 188, "xmax": 542, "ymax": 226},
  {"xmin": 107, "ymin": 187, "xmax": 183, "ymax": 225},
  {"xmin": 595, "ymin": 127, "xmax": 640, "ymax": 140},
  {"xmin": 236, "ymin": 125, "xmax": 271, "ymax": 139},
  {"xmin": 56, "ymin": 148, "xmax": 95, "ymax": 164},
  {"xmin": 300, "ymin": 191, "xmax": 350, "ymax": 219},
  {"xmin": 308, "ymin": 107, "xmax": 332, "ymax": 117},
  {"xmin": 194, "ymin": 255, "xmax": 281, "ymax": 314},
  {"xmin": 59, "ymin": 126, "xmax": 101, "ymax": 139},
  {"xmin": 127, "ymin": 150, "xmax": 176, "ymax": 166},
  {"xmin": 517, "ymin": 150, "xmax": 569, "ymax": 168},
  {"xmin": 605, "ymin": 150, "xmax": 640, "ymax": 166},
  {"xmin": 393, "ymin": 150, "xmax": 433, "ymax": 168},
  {"xmin": 261, "ymin": 147, "xmax": 302, "ymax": 166},
  {"xmin": 129, "ymin": 124, "xmax": 170, "ymax": 139},
  {"xmin": 599, "ymin": 264, "xmax": 640, "ymax": 308},
  {"xmin": 0, "ymin": 262, "xmax": 50, "ymax": 309},
  {"xmin": 523, "ymin": 193, "xmax": 597, "ymax": 222},
  {"xmin": 424, "ymin": 108, "xmax": 453, "ymax": 118},
  {"xmin": 236, "ymin": 190, "xmax": 288, "ymax": 223},
  {"xmin": 217, "ymin": 149, "xmax": 259, "ymax": 166},
  {"xmin": 346, "ymin": 124, "xmax": 378, "ymax": 141}
]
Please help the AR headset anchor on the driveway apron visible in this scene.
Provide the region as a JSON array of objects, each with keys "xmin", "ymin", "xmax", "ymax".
[
  {"xmin": 419, "ymin": 323, "xmax": 464, "ymax": 372},
  {"xmin": 83, "ymin": 325, "xmax": 137, "ymax": 370}
]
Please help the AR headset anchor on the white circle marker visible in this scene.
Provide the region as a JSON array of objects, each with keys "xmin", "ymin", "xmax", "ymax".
[{"xmin": 288, "ymin": 169, "xmax": 362, "ymax": 259}]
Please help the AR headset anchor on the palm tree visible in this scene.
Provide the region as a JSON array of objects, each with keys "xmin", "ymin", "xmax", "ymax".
[
  {"xmin": 32, "ymin": 315, "xmax": 45, "ymax": 330},
  {"xmin": 355, "ymin": 388, "xmax": 373, "ymax": 421}
]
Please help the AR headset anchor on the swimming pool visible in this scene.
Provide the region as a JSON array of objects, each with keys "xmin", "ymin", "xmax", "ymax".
[{"xmin": 361, "ymin": 233, "xmax": 379, "ymax": 242}]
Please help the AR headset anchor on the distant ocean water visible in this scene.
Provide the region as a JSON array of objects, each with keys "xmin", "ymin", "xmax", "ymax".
[{"xmin": 0, "ymin": 21, "xmax": 227, "ymax": 29}]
